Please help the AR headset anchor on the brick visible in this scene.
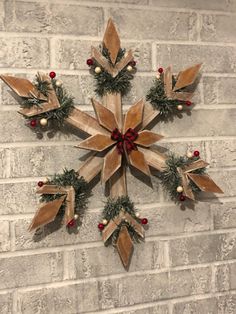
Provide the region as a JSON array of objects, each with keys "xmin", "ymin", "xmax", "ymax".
[
  {"xmin": 169, "ymin": 232, "xmax": 236, "ymax": 266},
  {"xmin": 0, "ymin": 37, "xmax": 49, "ymax": 69},
  {"xmin": 0, "ymin": 293, "xmax": 12, "ymax": 314},
  {"xmin": 208, "ymin": 170, "xmax": 236, "ymax": 198},
  {"xmin": 0, "ymin": 148, "xmax": 9, "ymax": 179},
  {"xmin": 149, "ymin": 0, "xmax": 236, "ymax": 11},
  {"xmin": 203, "ymin": 76, "xmax": 236, "ymax": 105},
  {"xmin": 119, "ymin": 305, "xmax": 169, "ymax": 314},
  {"xmin": 0, "ymin": 252, "xmax": 63, "ymax": 289},
  {"xmin": 200, "ymin": 14, "xmax": 236, "ymax": 43},
  {"xmin": 208, "ymin": 139, "xmax": 236, "ymax": 168},
  {"xmin": 217, "ymin": 294, "xmax": 236, "ymax": 314},
  {"xmin": 109, "ymin": 8, "xmax": 197, "ymax": 40},
  {"xmin": 157, "ymin": 109, "xmax": 236, "ymax": 137},
  {"xmin": 0, "ymin": 221, "xmax": 10, "ymax": 252},
  {"xmin": 7, "ymin": 145, "xmax": 80, "ymax": 178},
  {"xmin": 212, "ymin": 202, "xmax": 236, "ymax": 230},
  {"xmin": 74, "ymin": 241, "xmax": 165, "ymax": 278},
  {"xmin": 156, "ymin": 44, "xmax": 236, "ymax": 73},
  {"xmin": 215, "ymin": 262, "xmax": 236, "ymax": 292},
  {"xmin": 173, "ymin": 297, "xmax": 218, "ymax": 314}
]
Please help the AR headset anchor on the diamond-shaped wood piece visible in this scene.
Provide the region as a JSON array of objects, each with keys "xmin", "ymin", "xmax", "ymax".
[
  {"xmin": 103, "ymin": 18, "xmax": 121, "ymax": 65},
  {"xmin": 116, "ymin": 225, "xmax": 134, "ymax": 270}
]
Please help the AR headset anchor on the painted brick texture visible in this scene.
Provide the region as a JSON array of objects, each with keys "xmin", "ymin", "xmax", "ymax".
[{"xmin": 0, "ymin": 0, "xmax": 235, "ymax": 313}]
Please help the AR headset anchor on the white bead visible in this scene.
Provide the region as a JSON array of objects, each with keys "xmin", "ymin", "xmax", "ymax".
[
  {"xmin": 102, "ymin": 219, "xmax": 108, "ymax": 225},
  {"xmin": 74, "ymin": 214, "xmax": 79, "ymax": 220},
  {"xmin": 156, "ymin": 73, "xmax": 160, "ymax": 79},
  {"xmin": 135, "ymin": 212, "xmax": 140, "ymax": 218},
  {"xmin": 177, "ymin": 105, "xmax": 183, "ymax": 111},
  {"xmin": 127, "ymin": 65, "xmax": 133, "ymax": 72},
  {"xmin": 40, "ymin": 118, "xmax": 48, "ymax": 126},
  {"xmin": 43, "ymin": 177, "xmax": 49, "ymax": 184},
  {"xmin": 95, "ymin": 67, "xmax": 101, "ymax": 74},
  {"xmin": 177, "ymin": 186, "xmax": 183, "ymax": 193},
  {"xmin": 55, "ymin": 80, "xmax": 63, "ymax": 87},
  {"xmin": 187, "ymin": 151, "xmax": 193, "ymax": 158}
]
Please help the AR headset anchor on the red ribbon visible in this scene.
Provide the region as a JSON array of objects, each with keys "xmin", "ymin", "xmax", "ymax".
[{"xmin": 111, "ymin": 128, "xmax": 138, "ymax": 154}]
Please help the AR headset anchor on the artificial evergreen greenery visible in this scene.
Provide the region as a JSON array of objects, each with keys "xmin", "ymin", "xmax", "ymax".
[
  {"xmin": 102, "ymin": 196, "xmax": 143, "ymax": 245},
  {"xmin": 146, "ymin": 74, "xmax": 187, "ymax": 121},
  {"xmin": 40, "ymin": 169, "xmax": 91, "ymax": 215},
  {"xmin": 21, "ymin": 74, "xmax": 74, "ymax": 126},
  {"xmin": 92, "ymin": 46, "xmax": 134, "ymax": 96},
  {"xmin": 158, "ymin": 154, "xmax": 206, "ymax": 202}
]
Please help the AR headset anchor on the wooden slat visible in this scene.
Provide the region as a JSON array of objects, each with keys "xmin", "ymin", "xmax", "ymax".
[
  {"xmin": 172, "ymin": 91, "xmax": 193, "ymax": 101},
  {"xmin": 183, "ymin": 159, "xmax": 209, "ymax": 173},
  {"xmin": 63, "ymin": 187, "xmax": 75, "ymax": 225},
  {"xmin": 177, "ymin": 167, "xmax": 195, "ymax": 200},
  {"xmin": 123, "ymin": 99, "xmax": 144, "ymax": 133},
  {"xmin": 102, "ymin": 93, "xmax": 122, "ymax": 129},
  {"xmin": 173, "ymin": 63, "xmax": 202, "ymax": 91},
  {"xmin": 140, "ymin": 147, "xmax": 167, "ymax": 171},
  {"xmin": 164, "ymin": 66, "xmax": 173, "ymax": 98},
  {"xmin": 102, "ymin": 146, "xmax": 122, "ymax": 183},
  {"xmin": 115, "ymin": 49, "xmax": 133, "ymax": 72},
  {"xmin": 116, "ymin": 225, "xmax": 134, "ymax": 270},
  {"xmin": 29, "ymin": 196, "xmax": 66, "ymax": 231},
  {"xmin": 92, "ymin": 98, "xmax": 118, "ymax": 132},
  {"xmin": 66, "ymin": 107, "xmax": 109, "ymax": 136},
  {"xmin": 124, "ymin": 212, "xmax": 144, "ymax": 238},
  {"xmin": 102, "ymin": 220, "xmax": 118, "ymax": 243},
  {"xmin": 77, "ymin": 134, "xmax": 114, "ymax": 152},
  {"xmin": 78, "ymin": 154, "xmax": 103, "ymax": 182},
  {"xmin": 0, "ymin": 75, "xmax": 47, "ymax": 100},
  {"xmin": 187, "ymin": 173, "xmax": 224, "ymax": 194},
  {"xmin": 91, "ymin": 46, "xmax": 115, "ymax": 76},
  {"xmin": 103, "ymin": 18, "xmax": 121, "ymax": 65},
  {"xmin": 109, "ymin": 165, "xmax": 127, "ymax": 198},
  {"xmin": 128, "ymin": 149, "xmax": 150, "ymax": 177},
  {"xmin": 36, "ymin": 185, "xmax": 67, "ymax": 194},
  {"xmin": 141, "ymin": 102, "xmax": 160, "ymax": 130},
  {"xmin": 134, "ymin": 130, "xmax": 163, "ymax": 147}
]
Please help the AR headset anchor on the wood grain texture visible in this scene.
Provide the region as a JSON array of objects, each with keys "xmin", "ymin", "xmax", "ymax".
[
  {"xmin": 183, "ymin": 159, "xmax": 209, "ymax": 173},
  {"xmin": 78, "ymin": 154, "xmax": 103, "ymax": 182},
  {"xmin": 128, "ymin": 149, "xmax": 150, "ymax": 177},
  {"xmin": 177, "ymin": 167, "xmax": 195, "ymax": 200},
  {"xmin": 135, "ymin": 130, "xmax": 163, "ymax": 147},
  {"xmin": 116, "ymin": 225, "xmax": 134, "ymax": 270},
  {"xmin": 102, "ymin": 93, "xmax": 123, "ymax": 129},
  {"xmin": 66, "ymin": 107, "xmax": 109, "ymax": 136},
  {"xmin": 77, "ymin": 134, "xmax": 114, "ymax": 152},
  {"xmin": 36, "ymin": 185, "xmax": 68, "ymax": 194},
  {"xmin": 164, "ymin": 66, "xmax": 173, "ymax": 98},
  {"xmin": 103, "ymin": 18, "xmax": 121, "ymax": 65},
  {"xmin": 63, "ymin": 187, "xmax": 75, "ymax": 225},
  {"xmin": 91, "ymin": 46, "xmax": 115, "ymax": 76},
  {"xmin": 123, "ymin": 99, "xmax": 144, "ymax": 132},
  {"xmin": 115, "ymin": 49, "xmax": 133, "ymax": 72},
  {"xmin": 92, "ymin": 98, "xmax": 118, "ymax": 132},
  {"xmin": 29, "ymin": 196, "xmax": 66, "ymax": 231},
  {"xmin": 140, "ymin": 147, "xmax": 167, "ymax": 171},
  {"xmin": 141, "ymin": 102, "xmax": 160, "ymax": 130},
  {"xmin": 187, "ymin": 173, "xmax": 224, "ymax": 193},
  {"xmin": 173, "ymin": 63, "xmax": 202, "ymax": 91},
  {"xmin": 102, "ymin": 219, "xmax": 119, "ymax": 243},
  {"xmin": 102, "ymin": 145, "xmax": 122, "ymax": 183},
  {"xmin": 124, "ymin": 212, "xmax": 144, "ymax": 238}
]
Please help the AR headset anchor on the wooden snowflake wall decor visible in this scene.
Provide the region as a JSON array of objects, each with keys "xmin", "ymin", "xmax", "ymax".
[{"xmin": 0, "ymin": 19, "xmax": 223, "ymax": 270}]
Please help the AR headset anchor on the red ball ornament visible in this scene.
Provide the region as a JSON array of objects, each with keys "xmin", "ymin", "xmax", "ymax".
[
  {"xmin": 129, "ymin": 60, "xmax": 136, "ymax": 67},
  {"xmin": 158, "ymin": 67, "xmax": 164, "ymax": 74},
  {"xmin": 67, "ymin": 219, "xmax": 76, "ymax": 227},
  {"xmin": 49, "ymin": 71, "xmax": 56, "ymax": 79},
  {"xmin": 179, "ymin": 194, "xmax": 186, "ymax": 202},
  {"xmin": 30, "ymin": 119, "xmax": 37, "ymax": 127},
  {"xmin": 37, "ymin": 181, "xmax": 44, "ymax": 187},
  {"xmin": 186, "ymin": 100, "xmax": 192, "ymax": 106},
  {"xmin": 194, "ymin": 150, "xmax": 200, "ymax": 157},
  {"xmin": 86, "ymin": 58, "xmax": 94, "ymax": 66},
  {"xmin": 98, "ymin": 223, "xmax": 104, "ymax": 231},
  {"xmin": 141, "ymin": 218, "xmax": 148, "ymax": 225}
]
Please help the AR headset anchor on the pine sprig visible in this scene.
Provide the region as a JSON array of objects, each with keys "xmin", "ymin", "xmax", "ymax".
[
  {"xmin": 159, "ymin": 154, "xmax": 206, "ymax": 202},
  {"xmin": 91, "ymin": 47, "xmax": 134, "ymax": 96},
  {"xmin": 40, "ymin": 169, "xmax": 91, "ymax": 215},
  {"xmin": 146, "ymin": 74, "xmax": 189, "ymax": 121}
]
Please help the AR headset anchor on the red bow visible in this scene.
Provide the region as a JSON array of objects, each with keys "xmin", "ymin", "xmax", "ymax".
[{"xmin": 111, "ymin": 128, "xmax": 138, "ymax": 154}]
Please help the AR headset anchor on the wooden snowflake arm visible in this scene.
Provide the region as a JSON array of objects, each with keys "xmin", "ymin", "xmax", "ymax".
[
  {"xmin": 173, "ymin": 63, "xmax": 202, "ymax": 91},
  {"xmin": 92, "ymin": 98, "xmax": 119, "ymax": 131},
  {"xmin": 63, "ymin": 186, "xmax": 75, "ymax": 225},
  {"xmin": 66, "ymin": 107, "xmax": 109, "ymax": 136},
  {"xmin": 101, "ymin": 146, "xmax": 122, "ymax": 183},
  {"xmin": 135, "ymin": 130, "xmax": 163, "ymax": 147},
  {"xmin": 187, "ymin": 173, "xmax": 223, "ymax": 193},
  {"xmin": 171, "ymin": 91, "xmax": 194, "ymax": 101},
  {"xmin": 116, "ymin": 225, "xmax": 134, "ymax": 270},
  {"xmin": 77, "ymin": 134, "xmax": 114, "ymax": 152},
  {"xmin": 103, "ymin": 18, "xmax": 121, "ymax": 65},
  {"xmin": 91, "ymin": 46, "xmax": 115, "ymax": 76},
  {"xmin": 115, "ymin": 49, "xmax": 134, "ymax": 72},
  {"xmin": 177, "ymin": 167, "xmax": 195, "ymax": 200},
  {"xmin": 139, "ymin": 147, "xmax": 167, "ymax": 171},
  {"xmin": 78, "ymin": 154, "xmax": 103, "ymax": 183},
  {"xmin": 123, "ymin": 99, "xmax": 144, "ymax": 132},
  {"xmin": 183, "ymin": 159, "xmax": 209, "ymax": 173},
  {"xmin": 128, "ymin": 149, "xmax": 150, "ymax": 177},
  {"xmin": 140, "ymin": 102, "xmax": 160, "ymax": 130}
]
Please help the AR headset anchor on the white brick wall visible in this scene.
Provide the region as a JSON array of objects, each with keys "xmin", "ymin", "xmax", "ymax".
[{"xmin": 0, "ymin": 1, "xmax": 236, "ymax": 313}]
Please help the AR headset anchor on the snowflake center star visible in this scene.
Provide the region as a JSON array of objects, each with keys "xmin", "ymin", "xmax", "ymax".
[{"xmin": 111, "ymin": 128, "xmax": 138, "ymax": 154}]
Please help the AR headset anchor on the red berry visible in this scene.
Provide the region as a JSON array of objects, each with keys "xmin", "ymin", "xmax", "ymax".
[
  {"xmin": 30, "ymin": 119, "xmax": 37, "ymax": 127},
  {"xmin": 49, "ymin": 71, "xmax": 56, "ymax": 79},
  {"xmin": 194, "ymin": 150, "xmax": 200, "ymax": 157},
  {"xmin": 141, "ymin": 218, "xmax": 148, "ymax": 225},
  {"xmin": 86, "ymin": 58, "xmax": 94, "ymax": 66},
  {"xmin": 129, "ymin": 60, "xmax": 136, "ymax": 67},
  {"xmin": 98, "ymin": 223, "xmax": 104, "ymax": 231},
  {"xmin": 158, "ymin": 67, "xmax": 164, "ymax": 74},
  {"xmin": 67, "ymin": 219, "xmax": 76, "ymax": 227},
  {"xmin": 179, "ymin": 194, "xmax": 186, "ymax": 202},
  {"xmin": 186, "ymin": 100, "xmax": 192, "ymax": 106},
  {"xmin": 37, "ymin": 181, "xmax": 44, "ymax": 187}
]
